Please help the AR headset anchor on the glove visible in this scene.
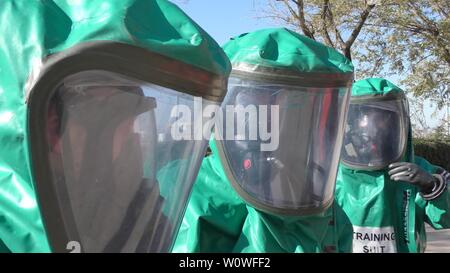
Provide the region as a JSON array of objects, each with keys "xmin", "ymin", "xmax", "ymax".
[
  {"xmin": 388, "ymin": 162, "xmax": 437, "ymax": 193},
  {"xmin": 388, "ymin": 162, "xmax": 447, "ymax": 200}
]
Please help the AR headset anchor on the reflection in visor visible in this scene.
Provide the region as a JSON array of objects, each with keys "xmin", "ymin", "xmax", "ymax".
[
  {"xmin": 216, "ymin": 77, "xmax": 350, "ymax": 215},
  {"xmin": 45, "ymin": 71, "xmax": 214, "ymax": 252},
  {"xmin": 342, "ymin": 100, "xmax": 408, "ymax": 169}
]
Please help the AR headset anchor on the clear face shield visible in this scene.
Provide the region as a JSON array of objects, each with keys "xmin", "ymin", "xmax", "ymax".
[
  {"xmin": 44, "ymin": 71, "xmax": 216, "ymax": 252},
  {"xmin": 215, "ymin": 77, "xmax": 351, "ymax": 215},
  {"xmin": 341, "ymin": 96, "xmax": 409, "ymax": 170}
]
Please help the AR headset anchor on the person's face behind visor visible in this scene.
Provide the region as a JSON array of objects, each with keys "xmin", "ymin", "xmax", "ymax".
[
  {"xmin": 215, "ymin": 77, "xmax": 350, "ymax": 215},
  {"xmin": 47, "ymin": 84, "xmax": 166, "ymax": 252},
  {"xmin": 43, "ymin": 70, "xmax": 218, "ymax": 253},
  {"xmin": 350, "ymin": 109, "xmax": 391, "ymax": 157},
  {"xmin": 342, "ymin": 99, "xmax": 409, "ymax": 170}
]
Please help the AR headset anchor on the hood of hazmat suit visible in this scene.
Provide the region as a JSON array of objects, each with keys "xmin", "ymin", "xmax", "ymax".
[
  {"xmin": 173, "ymin": 27, "xmax": 354, "ymax": 253},
  {"xmin": 0, "ymin": 0, "xmax": 230, "ymax": 253},
  {"xmin": 334, "ymin": 78, "xmax": 450, "ymax": 253}
]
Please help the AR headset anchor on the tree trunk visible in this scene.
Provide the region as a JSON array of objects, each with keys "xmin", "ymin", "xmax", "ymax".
[{"xmin": 344, "ymin": 46, "xmax": 352, "ymax": 61}]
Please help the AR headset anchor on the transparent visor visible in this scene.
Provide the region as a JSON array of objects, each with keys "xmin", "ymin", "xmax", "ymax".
[
  {"xmin": 46, "ymin": 70, "xmax": 214, "ymax": 252},
  {"xmin": 341, "ymin": 98, "xmax": 409, "ymax": 169},
  {"xmin": 216, "ymin": 77, "xmax": 351, "ymax": 214}
]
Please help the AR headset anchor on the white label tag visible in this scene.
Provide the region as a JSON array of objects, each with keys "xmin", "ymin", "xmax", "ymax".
[{"xmin": 352, "ymin": 226, "xmax": 397, "ymax": 253}]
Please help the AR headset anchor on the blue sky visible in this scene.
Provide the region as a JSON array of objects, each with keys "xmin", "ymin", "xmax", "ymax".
[{"xmin": 175, "ymin": 0, "xmax": 276, "ymax": 45}]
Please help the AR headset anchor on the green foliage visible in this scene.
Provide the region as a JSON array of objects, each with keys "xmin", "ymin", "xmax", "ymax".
[
  {"xmin": 356, "ymin": 0, "xmax": 450, "ymax": 108},
  {"xmin": 260, "ymin": 0, "xmax": 449, "ymax": 136},
  {"xmin": 413, "ymin": 138, "xmax": 450, "ymax": 170}
]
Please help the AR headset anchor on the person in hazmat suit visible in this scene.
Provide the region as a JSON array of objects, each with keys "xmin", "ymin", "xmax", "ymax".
[
  {"xmin": 0, "ymin": 0, "xmax": 231, "ymax": 253},
  {"xmin": 335, "ymin": 78, "xmax": 450, "ymax": 253},
  {"xmin": 172, "ymin": 27, "xmax": 354, "ymax": 253}
]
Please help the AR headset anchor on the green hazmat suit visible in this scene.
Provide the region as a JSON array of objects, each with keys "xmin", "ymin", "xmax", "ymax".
[
  {"xmin": 173, "ymin": 139, "xmax": 337, "ymax": 253},
  {"xmin": 0, "ymin": 0, "xmax": 230, "ymax": 253},
  {"xmin": 173, "ymin": 27, "xmax": 354, "ymax": 253},
  {"xmin": 334, "ymin": 78, "xmax": 450, "ymax": 253}
]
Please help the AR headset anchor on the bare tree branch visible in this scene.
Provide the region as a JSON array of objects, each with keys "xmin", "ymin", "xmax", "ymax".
[
  {"xmin": 344, "ymin": 3, "xmax": 376, "ymax": 60},
  {"xmin": 407, "ymin": 0, "xmax": 437, "ymax": 29},
  {"xmin": 282, "ymin": 0, "xmax": 315, "ymax": 39},
  {"xmin": 324, "ymin": 2, "xmax": 345, "ymax": 50},
  {"xmin": 429, "ymin": 0, "xmax": 449, "ymax": 17},
  {"xmin": 320, "ymin": 0, "xmax": 334, "ymax": 47}
]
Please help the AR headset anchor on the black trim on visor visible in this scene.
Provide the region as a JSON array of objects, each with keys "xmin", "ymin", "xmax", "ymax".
[
  {"xmin": 26, "ymin": 41, "xmax": 228, "ymax": 102},
  {"xmin": 231, "ymin": 62, "xmax": 354, "ymax": 88},
  {"xmin": 27, "ymin": 41, "xmax": 227, "ymax": 252},
  {"xmin": 349, "ymin": 92, "xmax": 407, "ymax": 104}
]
